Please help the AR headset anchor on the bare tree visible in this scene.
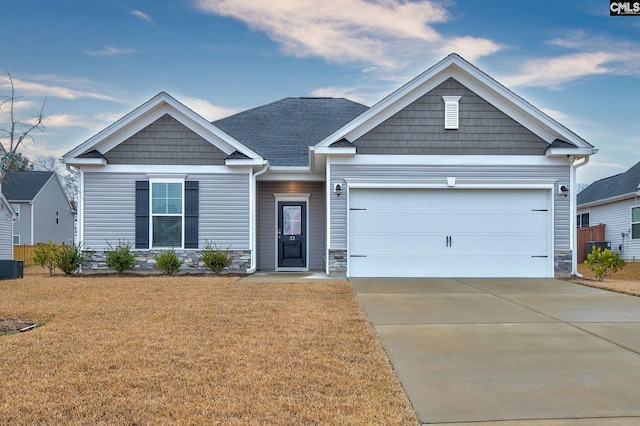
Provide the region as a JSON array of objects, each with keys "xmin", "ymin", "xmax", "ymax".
[
  {"xmin": 34, "ymin": 154, "xmax": 78, "ymax": 210},
  {"xmin": 0, "ymin": 71, "xmax": 46, "ymax": 183}
]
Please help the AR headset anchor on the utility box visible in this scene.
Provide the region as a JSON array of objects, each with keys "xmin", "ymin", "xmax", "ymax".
[
  {"xmin": 0, "ymin": 260, "xmax": 24, "ymax": 280},
  {"xmin": 585, "ymin": 241, "xmax": 611, "ymax": 259}
]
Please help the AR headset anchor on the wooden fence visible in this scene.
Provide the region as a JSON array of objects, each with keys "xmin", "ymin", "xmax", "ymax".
[
  {"xmin": 577, "ymin": 224, "xmax": 606, "ymax": 263},
  {"xmin": 13, "ymin": 245, "xmax": 37, "ymax": 266}
]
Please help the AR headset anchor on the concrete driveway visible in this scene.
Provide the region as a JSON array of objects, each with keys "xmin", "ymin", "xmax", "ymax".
[{"xmin": 350, "ymin": 278, "xmax": 640, "ymax": 425}]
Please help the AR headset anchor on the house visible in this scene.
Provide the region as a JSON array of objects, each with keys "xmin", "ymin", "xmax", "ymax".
[
  {"xmin": 2, "ymin": 171, "xmax": 75, "ymax": 246},
  {"xmin": 0, "ymin": 191, "xmax": 16, "ymax": 259},
  {"xmin": 62, "ymin": 54, "xmax": 595, "ymax": 278},
  {"xmin": 577, "ymin": 161, "xmax": 640, "ymax": 261}
]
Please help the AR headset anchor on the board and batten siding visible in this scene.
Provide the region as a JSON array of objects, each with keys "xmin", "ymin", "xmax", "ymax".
[
  {"xmin": 83, "ymin": 171, "xmax": 250, "ymax": 251},
  {"xmin": 579, "ymin": 198, "xmax": 640, "ymax": 261},
  {"xmin": 0, "ymin": 207, "xmax": 13, "ymax": 259},
  {"xmin": 257, "ymin": 181, "xmax": 325, "ymax": 270},
  {"xmin": 329, "ymin": 162, "xmax": 571, "ymax": 251}
]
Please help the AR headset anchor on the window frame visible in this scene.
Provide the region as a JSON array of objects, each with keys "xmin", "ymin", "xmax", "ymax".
[
  {"xmin": 150, "ymin": 179, "xmax": 185, "ymax": 249},
  {"xmin": 577, "ymin": 212, "xmax": 589, "ymax": 228},
  {"xmin": 13, "ymin": 235, "xmax": 20, "ymax": 245},
  {"xmin": 632, "ymin": 206, "xmax": 640, "ymax": 240},
  {"xmin": 11, "ymin": 204, "xmax": 20, "ymax": 220}
]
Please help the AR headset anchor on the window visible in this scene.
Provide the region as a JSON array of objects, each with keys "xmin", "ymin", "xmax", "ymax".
[
  {"xmin": 577, "ymin": 213, "xmax": 589, "ymax": 228},
  {"xmin": 632, "ymin": 207, "xmax": 640, "ymax": 239},
  {"xmin": 13, "ymin": 235, "xmax": 19, "ymax": 245},
  {"xmin": 151, "ymin": 181, "xmax": 183, "ymax": 248},
  {"xmin": 56, "ymin": 210, "xmax": 59, "ymax": 225},
  {"xmin": 135, "ymin": 180, "xmax": 198, "ymax": 250},
  {"xmin": 11, "ymin": 204, "xmax": 20, "ymax": 220}
]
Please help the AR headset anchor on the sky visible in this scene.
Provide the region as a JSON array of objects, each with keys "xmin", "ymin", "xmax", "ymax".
[{"xmin": 1, "ymin": 0, "xmax": 639, "ymax": 185}]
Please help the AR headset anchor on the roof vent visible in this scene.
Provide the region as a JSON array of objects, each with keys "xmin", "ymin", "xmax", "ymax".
[{"xmin": 442, "ymin": 96, "xmax": 461, "ymax": 129}]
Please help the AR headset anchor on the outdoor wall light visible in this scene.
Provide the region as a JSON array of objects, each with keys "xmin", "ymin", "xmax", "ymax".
[
  {"xmin": 559, "ymin": 185, "xmax": 569, "ymax": 197},
  {"xmin": 334, "ymin": 183, "xmax": 343, "ymax": 197}
]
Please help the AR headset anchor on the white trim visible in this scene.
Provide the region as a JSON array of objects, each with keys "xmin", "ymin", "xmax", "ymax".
[
  {"xmin": 325, "ymin": 159, "xmax": 331, "ymax": 274},
  {"xmin": 578, "ymin": 192, "xmax": 638, "ymax": 209},
  {"xmin": 79, "ymin": 164, "xmax": 249, "ymax": 174},
  {"xmin": 273, "ymin": 193, "xmax": 311, "ymax": 272},
  {"xmin": 149, "ymin": 179, "xmax": 185, "ymax": 249},
  {"xmin": 330, "ymin": 154, "xmax": 570, "ymax": 166},
  {"xmin": 344, "ymin": 178, "xmax": 557, "ymax": 190}
]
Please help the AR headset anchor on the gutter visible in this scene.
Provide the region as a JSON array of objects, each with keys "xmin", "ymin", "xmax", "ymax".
[
  {"xmin": 571, "ymin": 155, "xmax": 590, "ymax": 278},
  {"xmin": 246, "ymin": 161, "xmax": 270, "ymax": 274}
]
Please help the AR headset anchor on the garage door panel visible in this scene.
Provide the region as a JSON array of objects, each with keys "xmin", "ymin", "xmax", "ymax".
[{"xmin": 348, "ymin": 188, "xmax": 552, "ymax": 278}]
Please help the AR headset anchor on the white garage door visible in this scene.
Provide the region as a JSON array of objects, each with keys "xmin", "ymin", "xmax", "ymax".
[{"xmin": 348, "ymin": 188, "xmax": 552, "ymax": 278}]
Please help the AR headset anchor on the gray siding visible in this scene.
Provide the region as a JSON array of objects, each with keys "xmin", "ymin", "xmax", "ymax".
[
  {"xmin": 32, "ymin": 177, "xmax": 74, "ymax": 245},
  {"xmin": 83, "ymin": 171, "xmax": 251, "ymax": 251},
  {"xmin": 355, "ymin": 78, "xmax": 548, "ymax": 155},
  {"xmin": 0, "ymin": 206, "xmax": 12, "ymax": 259},
  {"xmin": 579, "ymin": 198, "xmax": 640, "ymax": 261},
  {"xmin": 257, "ymin": 181, "xmax": 325, "ymax": 270},
  {"xmin": 104, "ymin": 114, "xmax": 227, "ymax": 165},
  {"xmin": 11, "ymin": 202, "xmax": 30, "ymax": 245},
  {"xmin": 330, "ymin": 163, "xmax": 570, "ymax": 251}
]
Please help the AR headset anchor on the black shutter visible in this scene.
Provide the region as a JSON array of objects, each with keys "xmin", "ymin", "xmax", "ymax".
[
  {"xmin": 135, "ymin": 181, "xmax": 149, "ymax": 249},
  {"xmin": 184, "ymin": 181, "xmax": 199, "ymax": 248}
]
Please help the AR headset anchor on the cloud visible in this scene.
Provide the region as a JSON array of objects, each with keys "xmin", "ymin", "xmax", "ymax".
[
  {"xmin": 131, "ymin": 10, "xmax": 154, "ymax": 23},
  {"xmin": 44, "ymin": 114, "xmax": 98, "ymax": 128},
  {"xmin": 85, "ymin": 46, "xmax": 138, "ymax": 57},
  {"xmin": 182, "ymin": 97, "xmax": 241, "ymax": 120},
  {"xmin": 192, "ymin": 0, "xmax": 502, "ymax": 71},
  {"xmin": 311, "ymin": 86, "xmax": 380, "ymax": 106},
  {"xmin": 501, "ymin": 32, "xmax": 640, "ymax": 88},
  {"xmin": 12, "ymin": 77, "xmax": 118, "ymax": 101}
]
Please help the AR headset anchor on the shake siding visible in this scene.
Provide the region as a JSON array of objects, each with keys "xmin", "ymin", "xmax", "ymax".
[
  {"xmin": 582, "ymin": 198, "xmax": 640, "ymax": 260},
  {"xmin": 0, "ymin": 207, "xmax": 12, "ymax": 259},
  {"xmin": 104, "ymin": 114, "xmax": 227, "ymax": 165},
  {"xmin": 355, "ymin": 78, "xmax": 548, "ymax": 155},
  {"xmin": 83, "ymin": 172, "xmax": 251, "ymax": 251},
  {"xmin": 330, "ymin": 163, "xmax": 570, "ymax": 250},
  {"xmin": 257, "ymin": 181, "xmax": 325, "ymax": 270}
]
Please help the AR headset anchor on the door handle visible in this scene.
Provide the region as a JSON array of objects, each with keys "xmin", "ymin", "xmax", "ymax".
[{"xmin": 449, "ymin": 236, "xmax": 452, "ymax": 247}]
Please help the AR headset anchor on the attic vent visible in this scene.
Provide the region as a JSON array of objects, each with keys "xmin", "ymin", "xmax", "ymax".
[{"xmin": 442, "ymin": 96, "xmax": 461, "ymax": 129}]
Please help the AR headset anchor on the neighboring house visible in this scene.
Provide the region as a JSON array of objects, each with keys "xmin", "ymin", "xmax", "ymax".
[
  {"xmin": 0, "ymin": 191, "xmax": 17, "ymax": 259},
  {"xmin": 577, "ymin": 161, "xmax": 640, "ymax": 261},
  {"xmin": 62, "ymin": 54, "xmax": 595, "ymax": 278},
  {"xmin": 2, "ymin": 171, "xmax": 75, "ymax": 246}
]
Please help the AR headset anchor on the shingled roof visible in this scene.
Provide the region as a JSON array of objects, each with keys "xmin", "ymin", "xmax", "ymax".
[
  {"xmin": 578, "ymin": 161, "xmax": 640, "ymax": 206},
  {"xmin": 2, "ymin": 171, "xmax": 54, "ymax": 201},
  {"xmin": 213, "ymin": 97, "xmax": 368, "ymax": 166}
]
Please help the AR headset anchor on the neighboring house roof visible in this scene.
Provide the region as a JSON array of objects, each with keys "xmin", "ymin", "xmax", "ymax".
[
  {"xmin": 316, "ymin": 53, "xmax": 595, "ymax": 158},
  {"xmin": 2, "ymin": 171, "xmax": 54, "ymax": 201},
  {"xmin": 213, "ymin": 97, "xmax": 368, "ymax": 166},
  {"xmin": 578, "ymin": 161, "xmax": 640, "ymax": 207},
  {"xmin": 62, "ymin": 92, "xmax": 263, "ymax": 166}
]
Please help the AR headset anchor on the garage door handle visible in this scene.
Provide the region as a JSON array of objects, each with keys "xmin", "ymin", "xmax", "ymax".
[
  {"xmin": 350, "ymin": 255, "xmax": 367, "ymax": 258},
  {"xmin": 446, "ymin": 236, "xmax": 452, "ymax": 247}
]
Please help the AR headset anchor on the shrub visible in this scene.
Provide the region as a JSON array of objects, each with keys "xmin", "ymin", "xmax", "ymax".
[
  {"xmin": 201, "ymin": 241, "xmax": 233, "ymax": 274},
  {"xmin": 154, "ymin": 248, "xmax": 184, "ymax": 276},
  {"xmin": 56, "ymin": 242, "xmax": 86, "ymax": 275},
  {"xmin": 105, "ymin": 240, "xmax": 136, "ymax": 274},
  {"xmin": 32, "ymin": 240, "xmax": 61, "ymax": 276},
  {"xmin": 584, "ymin": 246, "xmax": 626, "ymax": 281}
]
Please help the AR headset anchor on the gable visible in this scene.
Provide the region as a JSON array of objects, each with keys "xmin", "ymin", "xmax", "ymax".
[
  {"xmin": 104, "ymin": 114, "xmax": 227, "ymax": 165},
  {"xmin": 578, "ymin": 161, "xmax": 640, "ymax": 206},
  {"xmin": 354, "ymin": 78, "xmax": 548, "ymax": 155}
]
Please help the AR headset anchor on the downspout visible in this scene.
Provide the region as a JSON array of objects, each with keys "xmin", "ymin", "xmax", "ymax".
[
  {"xmin": 246, "ymin": 161, "xmax": 269, "ymax": 274},
  {"xmin": 571, "ymin": 155, "xmax": 590, "ymax": 278}
]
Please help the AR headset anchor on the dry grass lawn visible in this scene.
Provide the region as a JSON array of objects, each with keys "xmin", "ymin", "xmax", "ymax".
[
  {"xmin": 0, "ymin": 268, "xmax": 417, "ymax": 425},
  {"xmin": 574, "ymin": 261, "xmax": 640, "ymax": 296}
]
